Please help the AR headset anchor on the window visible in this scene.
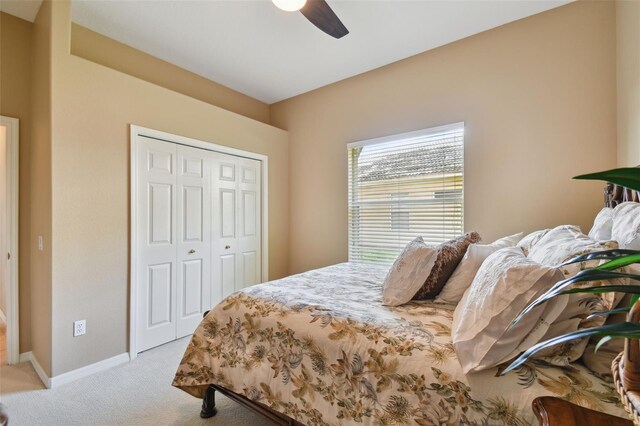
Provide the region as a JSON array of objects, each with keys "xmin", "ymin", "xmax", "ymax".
[
  {"xmin": 348, "ymin": 123, "xmax": 464, "ymax": 264},
  {"xmin": 389, "ymin": 193, "xmax": 410, "ymax": 232}
]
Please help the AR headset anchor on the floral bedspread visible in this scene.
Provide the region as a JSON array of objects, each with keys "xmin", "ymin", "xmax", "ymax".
[{"xmin": 173, "ymin": 262, "xmax": 627, "ymax": 425}]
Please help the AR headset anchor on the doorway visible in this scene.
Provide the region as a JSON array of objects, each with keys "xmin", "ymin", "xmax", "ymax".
[{"xmin": 0, "ymin": 115, "xmax": 19, "ymax": 366}]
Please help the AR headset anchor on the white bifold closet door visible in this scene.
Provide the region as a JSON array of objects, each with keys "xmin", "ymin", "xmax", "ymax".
[
  {"xmin": 136, "ymin": 136, "xmax": 261, "ymax": 352},
  {"xmin": 176, "ymin": 144, "xmax": 212, "ymax": 338},
  {"xmin": 211, "ymin": 153, "xmax": 262, "ymax": 304}
]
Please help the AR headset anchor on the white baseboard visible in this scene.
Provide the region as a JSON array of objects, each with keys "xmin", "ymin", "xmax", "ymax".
[
  {"xmin": 50, "ymin": 353, "xmax": 130, "ymax": 388},
  {"xmin": 0, "ymin": 308, "xmax": 6, "ymax": 324},
  {"xmin": 19, "ymin": 351, "xmax": 50, "ymax": 388},
  {"xmin": 18, "ymin": 351, "xmax": 130, "ymax": 389}
]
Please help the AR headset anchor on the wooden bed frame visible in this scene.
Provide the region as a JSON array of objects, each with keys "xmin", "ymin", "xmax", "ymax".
[
  {"xmin": 197, "ymin": 182, "xmax": 639, "ymax": 425},
  {"xmin": 605, "ymin": 182, "xmax": 639, "ymax": 208},
  {"xmin": 200, "ymin": 384, "xmax": 303, "ymax": 425}
]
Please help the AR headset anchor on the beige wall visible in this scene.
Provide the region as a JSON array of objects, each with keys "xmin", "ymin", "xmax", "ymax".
[
  {"xmin": 0, "ymin": 11, "xmax": 33, "ymax": 353},
  {"xmin": 70, "ymin": 23, "xmax": 271, "ymax": 125},
  {"xmin": 271, "ymin": 1, "xmax": 618, "ymax": 274},
  {"xmin": 616, "ymin": 0, "xmax": 640, "ymax": 167},
  {"xmin": 48, "ymin": 0, "xmax": 288, "ymax": 376},
  {"xmin": 29, "ymin": 0, "xmax": 54, "ymax": 375}
]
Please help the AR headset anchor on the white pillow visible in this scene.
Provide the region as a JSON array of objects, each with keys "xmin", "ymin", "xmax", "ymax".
[
  {"xmin": 382, "ymin": 237, "xmax": 437, "ymax": 306},
  {"xmin": 612, "ymin": 202, "xmax": 640, "ymax": 249},
  {"xmin": 588, "ymin": 207, "xmax": 614, "ymax": 241},
  {"xmin": 435, "ymin": 232, "xmax": 523, "ymax": 304},
  {"xmin": 452, "ymin": 247, "xmax": 567, "ymax": 374},
  {"xmin": 526, "ymin": 225, "xmax": 622, "ymax": 365},
  {"xmin": 517, "ymin": 229, "xmax": 551, "ymax": 256},
  {"xmin": 527, "ymin": 225, "xmax": 619, "ymax": 315},
  {"xmin": 526, "ymin": 225, "xmax": 591, "ymax": 266}
]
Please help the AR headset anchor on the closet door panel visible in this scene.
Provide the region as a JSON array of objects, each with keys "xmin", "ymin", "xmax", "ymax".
[
  {"xmin": 220, "ymin": 190, "xmax": 236, "ymax": 238},
  {"xmin": 238, "ymin": 158, "xmax": 262, "ymax": 289},
  {"xmin": 212, "ymin": 153, "xmax": 240, "ymax": 304},
  {"xmin": 181, "ymin": 259, "xmax": 203, "ymax": 316},
  {"xmin": 220, "ymin": 254, "xmax": 236, "ymax": 299},
  {"xmin": 137, "ymin": 137, "xmax": 178, "ymax": 352},
  {"xmin": 149, "ymin": 184, "xmax": 173, "ymax": 244},
  {"xmin": 147, "ymin": 263, "xmax": 172, "ymax": 326},
  {"xmin": 176, "ymin": 144, "xmax": 212, "ymax": 338},
  {"xmin": 242, "ymin": 251, "xmax": 257, "ymax": 287}
]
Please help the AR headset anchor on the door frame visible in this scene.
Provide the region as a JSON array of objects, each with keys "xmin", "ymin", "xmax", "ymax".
[
  {"xmin": 1, "ymin": 116, "xmax": 19, "ymax": 364},
  {"xmin": 129, "ymin": 125, "xmax": 269, "ymax": 359}
]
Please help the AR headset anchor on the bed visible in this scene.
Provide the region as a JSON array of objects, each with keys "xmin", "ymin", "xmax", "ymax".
[{"xmin": 172, "ymin": 183, "xmax": 637, "ymax": 425}]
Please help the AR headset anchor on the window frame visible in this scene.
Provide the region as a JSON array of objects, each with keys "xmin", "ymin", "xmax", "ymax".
[{"xmin": 346, "ymin": 122, "xmax": 465, "ymax": 264}]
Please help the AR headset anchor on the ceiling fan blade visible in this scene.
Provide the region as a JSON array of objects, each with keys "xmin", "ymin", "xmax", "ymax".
[{"xmin": 300, "ymin": 0, "xmax": 349, "ymax": 39}]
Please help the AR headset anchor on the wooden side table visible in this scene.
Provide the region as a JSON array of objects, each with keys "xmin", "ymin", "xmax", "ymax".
[{"xmin": 532, "ymin": 397, "xmax": 633, "ymax": 426}]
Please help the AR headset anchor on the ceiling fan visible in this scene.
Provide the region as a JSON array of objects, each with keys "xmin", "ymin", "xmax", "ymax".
[{"xmin": 272, "ymin": 0, "xmax": 349, "ymax": 39}]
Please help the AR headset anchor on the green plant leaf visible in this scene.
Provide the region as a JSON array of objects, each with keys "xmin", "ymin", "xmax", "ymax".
[
  {"xmin": 587, "ymin": 306, "xmax": 631, "ymax": 319},
  {"xmin": 595, "ymin": 335, "xmax": 617, "ymax": 352},
  {"xmin": 632, "ymin": 295, "xmax": 640, "ymax": 307},
  {"xmin": 596, "ymin": 253, "xmax": 640, "ymax": 271},
  {"xmin": 547, "ymin": 270, "xmax": 639, "ymax": 294},
  {"xmin": 510, "ymin": 270, "xmax": 640, "ymax": 327},
  {"xmin": 559, "ymin": 285, "xmax": 640, "ymax": 295},
  {"xmin": 562, "ymin": 250, "xmax": 640, "ymax": 267},
  {"xmin": 500, "ymin": 322, "xmax": 640, "ymax": 375},
  {"xmin": 573, "ymin": 167, "xmax": 640, "ymax": 191}
]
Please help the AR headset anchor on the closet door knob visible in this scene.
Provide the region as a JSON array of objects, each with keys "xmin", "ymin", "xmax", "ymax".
[
  {"xmin": 225, "ymin": 245, "xmax": 231, "ymax": 250},
  {"xmin": 188, "ymin": 249, "xmax": 196, "ymax": 254}
]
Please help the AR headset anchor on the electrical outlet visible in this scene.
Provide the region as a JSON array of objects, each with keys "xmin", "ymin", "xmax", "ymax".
[{"xmin": 74, "ymin": 320, "xmax": 86, "ymax": 337}]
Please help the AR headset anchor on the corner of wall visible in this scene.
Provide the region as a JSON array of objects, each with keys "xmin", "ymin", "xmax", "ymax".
[
  {"xmin": 29, "ymin": 0, "xmax": 54, "ymax": 377},
  {"xmin": 616, "ymin": 0, "xmax": 640, "ymax": 167}
]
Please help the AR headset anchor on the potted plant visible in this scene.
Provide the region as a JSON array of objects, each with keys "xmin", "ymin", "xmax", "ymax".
[{"xmin": 500, "ymin": 167, "xmax": 640, "ymax": 419}]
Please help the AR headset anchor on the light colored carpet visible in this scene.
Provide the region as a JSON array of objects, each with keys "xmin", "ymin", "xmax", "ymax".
[{"xmin": 0, "ymin": 337, "xmax": 275, "ymax": 425}]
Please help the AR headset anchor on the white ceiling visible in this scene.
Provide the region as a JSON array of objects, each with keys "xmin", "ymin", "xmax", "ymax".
[
  {"xmin": 4, "ymin": 1, "xmax": 572, "ymax": 104},
  {"xmin": 0, "ymin": 0, "xmax": 43, "ymax": 22}
]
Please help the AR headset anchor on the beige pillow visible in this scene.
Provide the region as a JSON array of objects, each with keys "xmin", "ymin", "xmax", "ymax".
[
  {"xmin": 412, "ymin": 232, "xmax": 481, "ymax": 300},
  {"xmin": 527, "ymin": 225, "xmax": 621, "ymax": 365},
  {"xmin": 382, "ymin": 237, "xmax": 437, "ymax": 306},
  {"xmin": 452, "ymin": 247, "xmax": 567, "ymax": 374},
  {"xmin": 435, "ymin": 232, "xmax": 524, "ymax": 305}
]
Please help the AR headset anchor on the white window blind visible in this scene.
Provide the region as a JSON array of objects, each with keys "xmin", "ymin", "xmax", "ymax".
[{"xmin": 348, "ymin": 123, "xmax": 464, "ymax": 264}]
